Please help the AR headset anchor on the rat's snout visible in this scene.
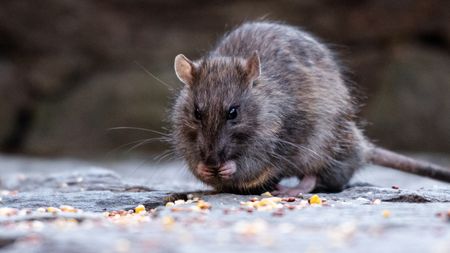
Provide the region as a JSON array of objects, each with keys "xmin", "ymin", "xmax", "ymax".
[
  {"xmin": 202, "ymin": 147, "xmax": 227, "ymax": 169},
  {"xmin": 204, "ymin": 154, "xmax": 221, "ymax": 169}
]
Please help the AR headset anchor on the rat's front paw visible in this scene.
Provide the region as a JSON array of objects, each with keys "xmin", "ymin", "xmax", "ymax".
[
  {"xmin": 196, "ymin": 162, "xmax": 215, "ymax": 181},
  {"xmin": 218, "ymin": 161, "xmax": 236, "ymax": 180}
]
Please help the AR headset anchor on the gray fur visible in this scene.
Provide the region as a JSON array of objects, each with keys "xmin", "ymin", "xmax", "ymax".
[{"xmin": 170, "ymin": 21, "xmax": 369, "ymax": 194}]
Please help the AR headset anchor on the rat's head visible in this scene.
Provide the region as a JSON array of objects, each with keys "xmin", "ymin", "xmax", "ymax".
[{"xmin": 171, "ymin": 52, "xmax": 275, "ymax": 192}]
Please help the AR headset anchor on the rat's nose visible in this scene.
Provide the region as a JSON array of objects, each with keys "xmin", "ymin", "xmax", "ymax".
[{"xmin": 204, "ymin": 154, "xmax": 221, "ymax": 169}]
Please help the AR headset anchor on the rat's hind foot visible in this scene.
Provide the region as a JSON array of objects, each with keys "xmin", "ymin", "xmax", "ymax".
[{"xmin": 271, "ymin": 175, "xmax": 317, "ymax": 196}]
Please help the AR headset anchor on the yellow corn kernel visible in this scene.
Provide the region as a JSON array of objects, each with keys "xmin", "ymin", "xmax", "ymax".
[
  {"xmin": 165, "ymin": 202, "xmax": 175, "ymax": 207},
  {"xmin": 162, "ymin": 216, "xmax": 175, "ymax": 229},
  {"xmin": 309, "ymin": 195, "xmax": 322, "ymax": 205},
  {"xmin": 60, "ymin": 205, "xmax": 77, "ymax": 213},
  {"xmin": 261, "ymin": 192, "xmax": 272, "ymax": 197},
  {"xmin": 382, "ymin": 210, "xmax": 391, "ymax": 218},
  {"xmin": 135, "ymin": 204, "xmax": 146, "ymax": 214},
  {"xmin": 66, "ymin": 218, "xmax": 78, "ymax": 223},
  {"xmin": 196, "ymin": 200, "xmax": 211, "ymax": 210},
  {"xmin": 47, "ymin": 207, "xmax": 61, "ymax": 213}
]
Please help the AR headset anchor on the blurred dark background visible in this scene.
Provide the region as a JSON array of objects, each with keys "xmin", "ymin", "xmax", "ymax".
[{"xmin": 0, "ymin": 0, "xmax": 449, "ymax": 158}]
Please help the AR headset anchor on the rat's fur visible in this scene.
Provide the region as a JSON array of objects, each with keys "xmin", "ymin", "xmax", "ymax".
[{"xmin": 170, "ymin": 21, "xmax": 450, "ymax": 194}]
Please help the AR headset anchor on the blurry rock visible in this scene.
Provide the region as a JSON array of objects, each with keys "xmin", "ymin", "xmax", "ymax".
[
  {"xmin": 0, "ymin": 62, "xmax": 16, "ymax": 142},
  {"xmin": 1, "ymin": 168, "xmax": 169, "ymax": 212},
  {"xmin": 0, "ymin": 61, "xmax": 28, "ymax": 147},
  {"xmin": 4, "ymin": 168, "xmax": 125, "ymax": 192},
  {"xmin": 28, "ymin": 53, "xmax": 93, "ymax": 97},
  {"xmin": 366, "ymin": 45, "xmax": 450, "ymax": 152},
  {"xmin": 23, "ymin": 69, "xmax": 171, "ymax": 156}
]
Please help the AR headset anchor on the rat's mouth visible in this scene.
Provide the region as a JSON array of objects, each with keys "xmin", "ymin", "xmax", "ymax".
[{"xmin": 196, "ymin": 160, "xmax": 237, "ymax": 182}]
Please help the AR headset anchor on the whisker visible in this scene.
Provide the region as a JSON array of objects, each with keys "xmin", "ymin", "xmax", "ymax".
[
  {"xmin": 134, "ymin": 61, "xmax": 173, "ymax": 90},
  {"xmin": 108, "ymin": 126, "xmax": 170, "ymax": 137},
  {"xmin": 154, "ymin": 149, "xmax": 178, "ymax": 163},
  {"xmin": 125, "ymin": 138, "xmax": 160, "ymax": 153},
  {"xmin": 106, "ymin": 139, "xmax": 154, "ymax": 157}
]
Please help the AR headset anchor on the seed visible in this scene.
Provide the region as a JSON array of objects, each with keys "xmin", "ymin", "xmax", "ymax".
[
  {"xmin": 308, "ymin": 195, "xmax": 322, "ymax": 205},
  {"xmin": 174, "ymin": 199, "xmax": 185, "ymax": 205},
  {"xmin": 272, "ymin": 209, "xmax": 284, "ymax": 217},
  {"xmin": 196, "ymin": 200, "xmax": 211, "ymax": 210},
  {"xmin": 47, "ymin": 207, "xmax": 61, "ymax": 213},
  {"xmin": 0, "ymin": 207, "xmax": 18, "ymax": 216},
  {"xmin": 261, "ymin": 192, "xmax": 273, "ymax": 197},
  {"xmin": 283, "ymin": 197, "xmax": 296, "ymax": 202},
  {"xmin": 162, "ymin": 216, "xmax": 175, "ymax": 228},
  {"xmin": 287, "ymin": 205, "xmax": 296, "ymax": 210},
  {"xmin": 59, "ymin": 205, "xmax": 77, "ymax": 213},
  {"xmin": 135, "ymin": 204, "xmax": 146, "ymax": 214}
]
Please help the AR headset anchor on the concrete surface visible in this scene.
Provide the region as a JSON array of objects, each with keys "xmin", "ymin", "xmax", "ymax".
[{"xmin": 0, "ymin": 154, "xmax": 449, "ymax": 253}]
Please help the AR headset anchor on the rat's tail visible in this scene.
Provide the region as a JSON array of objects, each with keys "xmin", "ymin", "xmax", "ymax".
[{"xmin": 365, "ymin": 146, "xmax": 450, "ymax": 183}]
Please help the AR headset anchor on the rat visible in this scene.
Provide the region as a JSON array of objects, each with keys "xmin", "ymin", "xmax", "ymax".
[{"xmin": 170, "ymin": 21, "xmax": 450, "ymax": 195}]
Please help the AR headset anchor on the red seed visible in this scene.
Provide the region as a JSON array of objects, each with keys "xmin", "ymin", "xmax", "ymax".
[
  {"xmin": 250, "ymin": 197, "xmax": 259, "ymax": 202},
  {"xmin": 286, "ymin": 205, "xmax": 296, "ymax": 210},
  {"xmin": 272, "ymin": 209, "xmax": 284, "ymax": 217},
  {"xmin": 284, "ymin": 197, "xmax": 296, "ymax": 202}
]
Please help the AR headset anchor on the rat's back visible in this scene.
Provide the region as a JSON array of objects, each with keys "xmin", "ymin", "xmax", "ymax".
[{"xmin": 211, "ymin": 22, "xmax": 338, "ymax": 83}]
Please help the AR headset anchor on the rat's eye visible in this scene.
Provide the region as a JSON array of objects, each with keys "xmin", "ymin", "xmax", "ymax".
[
  {"xmin": 227, "ymin": 106, "xmax": 238, "ymax": 120},
  {"xmin": 194, "ymin": 107, "xmax": 202, "ymax": 120}
]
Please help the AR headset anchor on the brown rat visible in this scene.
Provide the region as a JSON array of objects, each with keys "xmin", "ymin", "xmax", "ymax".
[{"xmin": 170, "ymin": 21, "xmax": 450, "ymax": 195}]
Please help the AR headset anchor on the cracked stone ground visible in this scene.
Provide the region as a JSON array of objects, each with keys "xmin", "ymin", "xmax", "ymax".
[{"xmin": 0, "ymin": 154, "xmax": 449, "ymax": 253}]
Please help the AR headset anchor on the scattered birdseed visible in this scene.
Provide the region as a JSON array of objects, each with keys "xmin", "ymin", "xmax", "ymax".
[{"xmin": 241, "ymin": 197, "xmax": 283, "ymax": 211}]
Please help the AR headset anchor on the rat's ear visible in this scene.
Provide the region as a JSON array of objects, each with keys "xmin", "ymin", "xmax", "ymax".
[
  {"xmin": 246, "ymin": 51, "xmax": 261, "ymax": 82},
  {"xmin": 174, "ymin": 54, "xmax": 197, "ymax": 86}
]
